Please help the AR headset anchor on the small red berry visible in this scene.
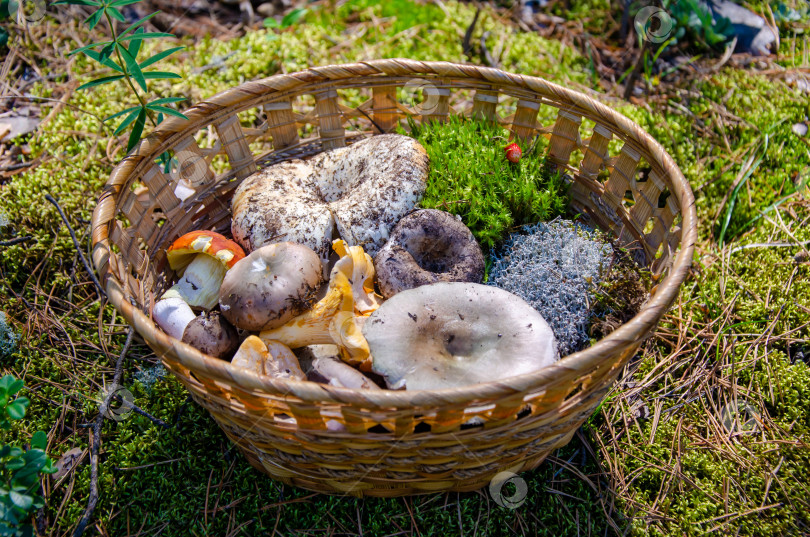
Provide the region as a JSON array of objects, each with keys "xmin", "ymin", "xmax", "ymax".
[{"xmin": 504, "ymin": 142, "xmax": 522, "ymax": 163}]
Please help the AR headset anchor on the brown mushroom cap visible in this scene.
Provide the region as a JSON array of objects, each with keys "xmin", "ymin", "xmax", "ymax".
[
  {"xmin": 374, "ymin": 209, "xmax": 485, "ymax": 298},
  {"xmin": 230, "ymin": 134, "xmax": 428, "ymax": 269},
  {"xmin": 364, "ymin": 282, "xmax": 559, "ymax": 390},
  {"xmin": 181, "ymin": 311, "xmax": 240, "ymax": 359},
  {"xmin": 218, "ymin": 242, "xmax": 323, "ymax": 331}
]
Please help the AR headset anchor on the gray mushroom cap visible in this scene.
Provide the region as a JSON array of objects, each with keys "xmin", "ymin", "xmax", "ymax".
[
  {"xmin": 364, "ymin": 282, "xmax": 559, "ymax": 390},
  {"xmin": 230, "ymin": 134, "xmax": 428, "ymax": 269},
  {"xmin": 181, "ymin": 311, "xmax": 239, "ymax": 359},
  {"xmin": 374, "ymin": 209, "xmax": 485, "ymax": 298},
  {"xmin": 218, "ymin": 242, "xmax": 323, "ymax": 331}
]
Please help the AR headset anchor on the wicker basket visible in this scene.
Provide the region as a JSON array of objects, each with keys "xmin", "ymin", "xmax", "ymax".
[{"xmin": 91, "ymin": 59, "xmax": 696, "ymax": 497}]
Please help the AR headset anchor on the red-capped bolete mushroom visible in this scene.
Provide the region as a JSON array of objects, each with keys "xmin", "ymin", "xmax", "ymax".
[
  {"xmin": 153, "ymin": 231, "xmax": 245, "ymax": 340},
  {"xmin": 363, "ymin": 282, "xmax": 559, "ymax": 390},
  {"xmin": 231, "ymin": 336, "xmax": 306, "ymax": 380},
  {"xmin": 231, "ymin": 134, "xmax": 428, "ymax": 271},
  {"xmin": 259, "ymin": 239, "xmax": 381, "ymax": 365},
  {"xmin": 374, "ymin": 209, "xmax": 485, "ymax": 298},
  {"xmin": 218, "ymin": 242, "xmax": 323, "ymax": 332},
  {"xmin": 164, "ymin": 230, "xmax": 246, "ymax": 309},
  {"xmin": 181, "ymin": 311, "xmax": 240, "ymax": 359}
]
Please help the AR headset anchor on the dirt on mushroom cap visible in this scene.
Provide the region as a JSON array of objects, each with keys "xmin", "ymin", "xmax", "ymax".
[
  {"xmin": 218, "ymin": 243, "xmax": 323, "ymax": 332},
  {"xmin": 230, "ymin": 135, "xmax": 428, "ymax": 266}
]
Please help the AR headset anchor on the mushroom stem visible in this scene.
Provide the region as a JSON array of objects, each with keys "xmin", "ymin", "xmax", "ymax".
[
  {"xmin": 169, "ymin": 254, "xmax": 227, "ymax": 310},
  {"xmin": 298, "ymin": 348, "xmax": 380, "ymax": 390},
  {"xmin": 152, "ymin": 296, "xmax": 196, "ymax": 340}
]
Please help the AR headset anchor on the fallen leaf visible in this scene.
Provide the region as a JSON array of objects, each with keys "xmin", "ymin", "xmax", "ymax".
[
  {"xmin": 0, "ymin": 111, "xmax": 39, "ymax": 142},
  {"xmin": 52, "ymin": 447, "xmax": 85, "ymax": 481}
]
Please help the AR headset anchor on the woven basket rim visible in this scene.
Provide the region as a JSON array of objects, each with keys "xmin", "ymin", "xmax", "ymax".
[{"xmin": 92, "ymin": 58, "xmax": 698, "ymax": 407}]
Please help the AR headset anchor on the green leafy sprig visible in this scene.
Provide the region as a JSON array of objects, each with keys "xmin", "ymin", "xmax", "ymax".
[
  {"xmin": 54, "ymin": 0, "xmax": 187, "ymax": 151},
  {"xmin": 0, "ymin": 375, "xmax": 57, "ymax": 536}
]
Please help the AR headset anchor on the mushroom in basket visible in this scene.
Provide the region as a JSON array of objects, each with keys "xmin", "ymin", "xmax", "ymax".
[
  {"xmin": 258, "ymin": 239, "xmax": 382, "ymax": 366},
  {"xmin": 152, "ymin": 231, "xmax": 245, "ymax": 346},
  {"xmin": 363, "ymin": 282, "xmax": 560, "ymax": 390},
  {"xmin": 231, "ymin": 336, "xmax": 306, "ymax": 380},
  {"xmin": 217, "ymin": 242, "xmax": 324, "ymax": 332},
  {"xmin": 230, "ymin": 134, "xmax": 429, "ymax": 273}
]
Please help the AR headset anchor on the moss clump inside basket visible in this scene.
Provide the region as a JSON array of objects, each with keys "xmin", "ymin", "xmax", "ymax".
[{"xmin": 406, "ymin": 115, "xmax": 570, "ymax": 251}]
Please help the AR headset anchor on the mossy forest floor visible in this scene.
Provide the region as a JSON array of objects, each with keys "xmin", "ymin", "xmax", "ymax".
[{"xmin": 1, "ymin": 0, "xmax": 809, "ymax": 535}]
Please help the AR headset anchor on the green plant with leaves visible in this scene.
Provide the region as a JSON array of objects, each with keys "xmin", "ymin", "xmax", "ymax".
[
  {"xmin": 263, "ymin": 7, "xmax": 308, "ymax": 31},
  {"xmin": 0, "ymin": 375, "xmax": 56, "ymax": 536},
  {"xmin": 652, "ymin": 0, "xmax": 734, "ymax": 52},
  {"xmin": 53, "ymin": 0, "xmax": 187, "ymax": 151}
]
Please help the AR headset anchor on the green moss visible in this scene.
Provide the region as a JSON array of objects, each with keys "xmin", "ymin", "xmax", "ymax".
[
  {"xmin": 599, "ymin": 210, "xmax": 810, "ymax": 536},
  {"xmin": 406, "ymin": 116, "xmax": 568, "ymax": 250}
]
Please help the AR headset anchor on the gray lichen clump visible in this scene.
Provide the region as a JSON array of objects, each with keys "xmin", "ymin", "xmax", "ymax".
[
  {"xmin": 0, "ymin": 311, "xmax": 19, "ymax": 358},
  {"xmin": 487, "ymin": 219, "xmax": 613, "ymax": 356}
]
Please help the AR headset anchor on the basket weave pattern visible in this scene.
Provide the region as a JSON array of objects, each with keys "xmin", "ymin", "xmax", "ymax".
[{"xmin": 91, "ymin": 59, "xmax": 697, "ymax": 496}]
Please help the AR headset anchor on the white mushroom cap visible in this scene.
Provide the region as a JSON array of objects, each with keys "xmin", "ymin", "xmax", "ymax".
[
  {"xmin": 231, "ymin": 134, "xmax": 428, "ymax": 270},
  {"xmin": 363, "ymin": 282, "xmax": 559, "ymax": 390}
]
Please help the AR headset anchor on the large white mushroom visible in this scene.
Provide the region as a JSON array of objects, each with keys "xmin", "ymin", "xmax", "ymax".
[
  {"xmin": 363, "ymin": 282, "xmax": 560, "ymax": 390},
  {"xmin": 230, "ymin": 134, "xmax": 429, "ymax": 272}
]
